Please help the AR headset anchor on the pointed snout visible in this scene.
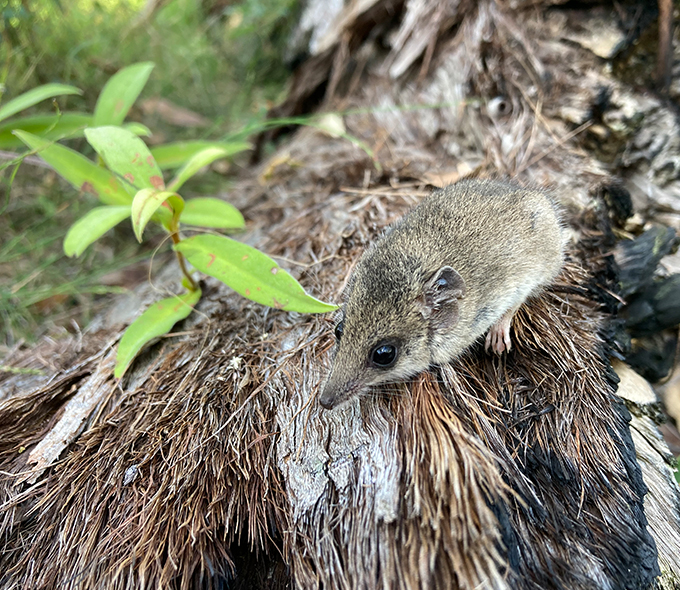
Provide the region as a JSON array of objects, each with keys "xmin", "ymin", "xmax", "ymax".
[
  {"xmin": 319, "ymin": 373, "xmax": 364, "ymax": 410},
  {"xmin": 319, "ymin": 384, "xmax": 339, "ymax": 409}
]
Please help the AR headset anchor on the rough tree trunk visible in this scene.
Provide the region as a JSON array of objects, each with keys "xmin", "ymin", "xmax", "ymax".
[{"xmin": 2, "ymin": 1, "xmax": 680, "ymax": 589}]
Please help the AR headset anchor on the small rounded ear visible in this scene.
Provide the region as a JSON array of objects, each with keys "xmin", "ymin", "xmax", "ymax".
[{"xmin": 419, "ymin": 266, "xmax": 466, "ymax": 331}]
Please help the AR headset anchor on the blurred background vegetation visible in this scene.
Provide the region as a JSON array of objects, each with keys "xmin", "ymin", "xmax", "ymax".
[{"xmin": 0, "ymin": 0, "xmax": 300, "ymax": 346}]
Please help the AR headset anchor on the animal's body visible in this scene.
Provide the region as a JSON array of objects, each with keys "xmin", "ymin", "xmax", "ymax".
[{"xmin": 320, "ymin": 179, "xmax": 566, "ymax": 410}]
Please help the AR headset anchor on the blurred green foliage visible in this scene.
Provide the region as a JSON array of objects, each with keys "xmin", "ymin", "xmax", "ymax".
[{"xmin": 0, "ymin": 0, "xmax": 299, "ymax": 132}]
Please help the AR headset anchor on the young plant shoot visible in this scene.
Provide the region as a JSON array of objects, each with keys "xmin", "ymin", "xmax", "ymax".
[{"xmin": 13, "ymin": 62, "xmax": 336, "ymax": 378}]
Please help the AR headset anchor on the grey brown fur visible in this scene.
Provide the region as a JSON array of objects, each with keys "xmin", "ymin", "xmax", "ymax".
[{"xmin": 320, "ymin": 179, "xmax": 566, "ymax": 409}]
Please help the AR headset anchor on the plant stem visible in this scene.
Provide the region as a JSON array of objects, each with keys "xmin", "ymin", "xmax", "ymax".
[{"xmin": 170, "ymin": 231, "xmax": 198, "ymax": 291}]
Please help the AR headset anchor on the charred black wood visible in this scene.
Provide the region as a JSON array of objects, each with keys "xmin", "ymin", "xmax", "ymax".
[
  {"xmin": 626, "ymin": 332, "xmax": 678, "ymax": 383},
  {"xmin": 625, "ymin": 274, "xmax": 680, "ymax": 337},
  {"xmin": 598, "ymin": 179, "xmax": 634, "ymax": 227},
  {"xmin": 615, "ymin": 226, "xmax": 678, "ymax": 299}
]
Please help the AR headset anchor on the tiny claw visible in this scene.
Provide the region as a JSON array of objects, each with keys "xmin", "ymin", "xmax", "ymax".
[{"xmin": 485, "ymin": 314, "xmax": 513, "ymax": 355}]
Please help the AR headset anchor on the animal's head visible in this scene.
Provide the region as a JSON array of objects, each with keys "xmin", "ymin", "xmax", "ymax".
[{"xmin": 319, "ymin": 265, "xmax": 466, "ymax": 409}]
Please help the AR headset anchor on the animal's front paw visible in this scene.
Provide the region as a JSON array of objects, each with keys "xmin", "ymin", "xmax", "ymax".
[{"xmin": 485, "ymin": 315, "xmax": 513, "ymax": 355}]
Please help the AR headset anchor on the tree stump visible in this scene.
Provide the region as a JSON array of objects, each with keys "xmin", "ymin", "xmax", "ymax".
[{"xmin": 2, "ymin": 1, "xmax": 680, "ymax": 588}]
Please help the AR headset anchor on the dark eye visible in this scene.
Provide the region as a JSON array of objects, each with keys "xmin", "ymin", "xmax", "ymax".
[
  {"xmin": 334, "ymin": 320, "xmax": 344, "ymax": 341},
  {"xmin": 371, "ymin": 344, "xmax": 397, "ymax": 367}
]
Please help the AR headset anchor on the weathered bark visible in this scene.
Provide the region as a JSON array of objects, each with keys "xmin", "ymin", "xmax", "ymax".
[{"xmin": 2, "ymin": 1, "xmax": 680, "ymax": 589}]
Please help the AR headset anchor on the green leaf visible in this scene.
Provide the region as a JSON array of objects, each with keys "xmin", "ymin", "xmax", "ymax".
[
  {"xmin": 0, "ymin": 113, "xmax": 91, "ymax": 148},
  {"xmin": 180, "ymin": 198, "xmax": 244, "ymax": 229},
  {"xmin": 13, "ymin": 130, "xmax": 133, "ymax": 206},
  {"xmin": 64, "ymin": 206, "xmax": 131, "ymax": 257},
  {"xmin": 174, "ymin": 234, "xmax": 337, "ymax": 313},
  {"xmin": 93, "ymin": 62, "xmax": 154, "ymax": 126},
  {"xmin": 123, "ymin": 121, "xmax": 152, "ymax": 137},
  {"xmin": 167, "ymin": 147, "xmax": 231, "ymax": 192},
  {"xmin": 84, "ymin": 126, "xmax": 165, "ymax": 191},
  {"xmin": 115, "ymin": 288, "xmax": 202, "ymax": 379},
  {"xmin": 131, "ymin": 188, "xmax": 183, "ymax": 241},
  {"xmin": 151, "ymin": 140, "xmax": 251, "ymax": 169},
  {"xmin": 0, "ymin": 83, "xmax": 82, "ymax": 123},
  {"xmin": 2, "ymin": 116, "xmax": 154, "ymax": 149}
]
